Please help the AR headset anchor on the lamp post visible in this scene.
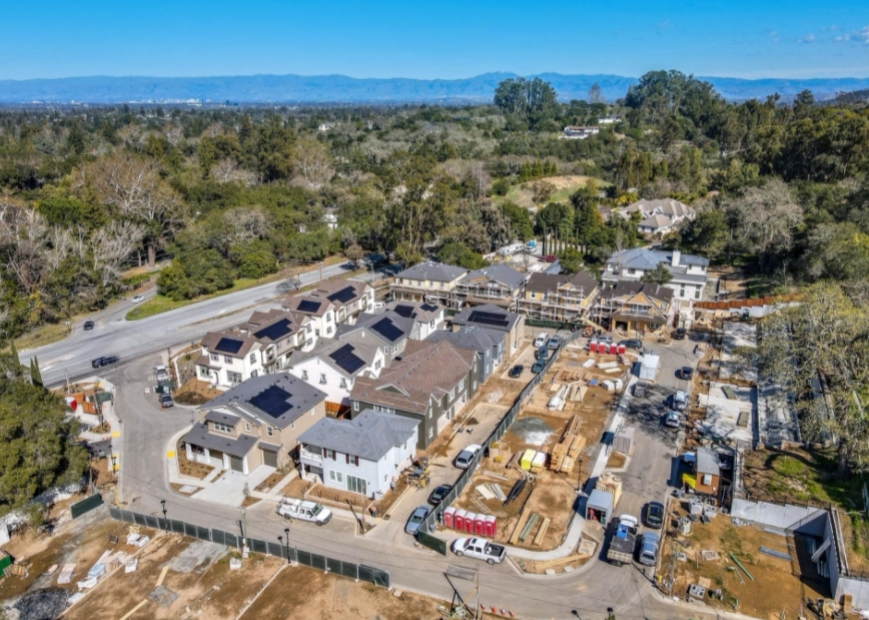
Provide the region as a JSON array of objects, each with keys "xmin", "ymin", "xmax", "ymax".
[
  {"xmin": 160, "ymin": 499, "xmax": 167, "ymax": 521},
  {"xmin": 284, "ymin": 527, "xmax": 290, "ymax": 564}
]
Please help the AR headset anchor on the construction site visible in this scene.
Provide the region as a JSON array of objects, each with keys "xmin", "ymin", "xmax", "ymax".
[{"xmin": 445, "ymin": 338, "xmax": 632, "ymax": 557}]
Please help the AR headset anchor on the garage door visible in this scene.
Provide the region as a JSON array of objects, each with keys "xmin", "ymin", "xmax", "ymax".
[
  {"xmin": 228, "ymin": 454, "xmax": 244, "ymax": 472},
  {"xmin": 262, "ymin": 449, "xmax": 278, "ymax": 468}
]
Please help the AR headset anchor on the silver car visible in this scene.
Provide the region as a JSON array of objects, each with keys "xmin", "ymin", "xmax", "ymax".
[{"xmin": 405, "ymin": 506, "xmax": 430, "ymax": 535}]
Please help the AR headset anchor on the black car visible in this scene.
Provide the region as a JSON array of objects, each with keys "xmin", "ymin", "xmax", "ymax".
[
  {"xmin": 83, "ymin": 320, "xmax": 95, "ymax": 331},
  {"xmin": 643, "ymin": 501, "xmax": 665, "ymax": 529},
  {"xmin": 619, "ymin": 338, "xmax": 643, "ymax": 352},
  {"xmin": 508, "ymin": 365, "xmax": 523, "ymax": 378},
  {"xmin": 673, "ymin": 327, "xmax": 687, "ymax": 340},
  {"xmin": 428, "ymin": 484, "xmax": 452, "ymax": 507},
  {"xmin": 680, "ymin": 366, "xmax": 693, "ymax": 380},
  {"xmin": 91, "ymin": 356, "xmax": 119, "ymax": 368},
  {"xmin": 160, "ymin": 394, "xmax": 175, "ymax": 409}
]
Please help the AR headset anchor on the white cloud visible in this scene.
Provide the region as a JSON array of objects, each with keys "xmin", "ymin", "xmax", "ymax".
[
  {"xmin": 834, "ymin": 34, "xmax": 851, "ymax": 42},
  {"xmin": 855, "ymin": 26, "xmax": 869, "ymax": 44},
  {"xmin": 798, "ymin": 34, "xmax": 816, "ymax": 44}
]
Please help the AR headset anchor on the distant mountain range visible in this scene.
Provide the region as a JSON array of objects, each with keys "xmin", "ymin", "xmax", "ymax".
[{"xmin": 1, "ymin": 72, "xmax": 868, "ymax": 105}]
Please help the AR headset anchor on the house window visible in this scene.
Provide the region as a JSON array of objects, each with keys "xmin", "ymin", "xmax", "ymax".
[
  {"xmin": 302, "ymin": 370, "xmax": 308, "ymax": 380},
  {"xmin": 346, "ymin": 475, "xmax": 366, "ymax": 495},
  {"xmin": 340, "ymin": 378, "xmax": 348, "ymax": 389},
  {"xmin": 267, "ymin": 426, "xmax": 274, "ymax": 437},
  {"xmin": 249, "ymin": 352, "xmax": 257, "ymax": 364},
  {"xmin": 428, "ymin": 428, "xmax": 434, "ymax": 439},
  {"xmin": 244, "ymin": 422, "xmax": 250, "ymax": 432},
  {"xmin": 374, "ymin": 360, "xmax": 381, "ymax": 370},
  {"xmin": 627, "ymin": 268, "xmax": 636, "ymax": 275},
  {"xmin": 326, "ymin": 326, "xmax": 333, "ymax": 335},
  {"xmin": 210, "ymin": 353, "xmax": 219, "ymax": 362},
  {"xmin": 291, "ymin": 421, "xmax": 296, "ymax": 430},
  {"xmin": 680, "ymin": 287, "xmax": 686, "ymax": 297},
  {"xmin": 198, "ymin": 366, "xmax": 210, "ymax": 378},
  {"xmin": 325, "ymin": 449, "xmax": 336, "ymax": 460},
  {"xmin": 227, "ymin": 371, "xmax": 242, "ymax": 385},
  {"xmin": 224, "ymin": 355, "xmax": 233, "ymax": 364},
  {"xmin": 353, "ymin": 401, "xmax": 359, "ymax": 411},
  {"xmin": 695, "ymin": 289, "xmax": 701, "ymax": 299},
  {"xmin": 212, "ymin": 422, "xmax": 233, "ymax": 434},
  {"xmin": 319, "ymin": 373, "xmax": 327, "ymax": 385},
  {"xmin": 346, "ymin": 454, "xmax": 359, "ymax": 466},
  {"xmin": 329, "ymin": 470, "xmax": 343, "ymax": 483}
]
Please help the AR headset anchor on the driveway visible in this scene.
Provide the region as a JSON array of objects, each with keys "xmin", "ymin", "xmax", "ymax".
[{"xmin": 194, "ymin": 466, "xmax": 276, "ymax": 507}]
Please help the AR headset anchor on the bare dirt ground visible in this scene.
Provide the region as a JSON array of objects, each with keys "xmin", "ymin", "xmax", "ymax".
[
  {"xmin": 176, "ymin": 445, "xmax": 215, "ymax": 479},
  {"xmin": 660, "ymin": 501, "xmax": 827, "ymax": 620}
]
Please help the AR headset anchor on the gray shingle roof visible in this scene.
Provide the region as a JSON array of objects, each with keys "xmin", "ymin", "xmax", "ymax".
[
  {"xmin": 339, "ymin": 310, "xmax": 414, "ymax": 345},
  {"xmin": 461, "ymin": 264, "xmax": 527, "ymax": 290},
  {"xmin": 202, "ymin": 373, "xmax": 327, "ymax": 430},
  {"xmin": 397, "ymin": 261, "xmax": 467, "ymax": 282},
  {"xmin": 452, "ymin": 304, "xmax": 521, "ymax": 332},
  {"xmin": 299, "ymin": 409, "xmax": 418, "ymax": 461},
  {"xmin": 607, "ymin": 248, "xmax": 709, "ymax": 270},
  {"xmin": 697, "ymin": 447, "xmax": 721, "ymax": 476},
  {"xmin": 182, "ymin": 424, "xmax": 258, "ymax": 458},
  {"xmin": 426, "ymin": 326, "xmax": 504, "ymax": 354}
]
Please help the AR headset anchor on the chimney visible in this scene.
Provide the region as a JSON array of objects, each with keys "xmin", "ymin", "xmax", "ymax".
[{"xmin": 671, "ymin": 250, "xmax": 681, "ymax": 267}]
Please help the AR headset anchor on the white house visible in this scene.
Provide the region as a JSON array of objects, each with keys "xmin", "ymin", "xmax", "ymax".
[
  {"xmin": 597, "ymin": 116, "xmax": 622, "ymax": 125},
  {"xmin": 601, "ymin": 248, "xmax": 709, "ymax": 307},
  {"xmin": 287, "ymin": 335, "xmax": 386, "ymax": 413},
  {"xmin": 283, "ymin": 280, "xmax": 375, "ymax": 338},
  {"xmin": 618, "ymin": 199, "xmax": 695, "ymax": 236},
  {"xmin": 562, "ymin": 126, "xmax": 600, "ymax": 140},
  {"xmin": 383, "ymin": 301, "xmax": 445, "ymax": 340},
  {"xmin": 298, "ymin": 408, "xmax": 418, "ymax": 498}
]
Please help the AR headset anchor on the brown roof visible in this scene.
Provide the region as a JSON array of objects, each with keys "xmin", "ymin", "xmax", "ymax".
[
  {"xmin": 283, "ymin": 280, "xmax": 369, "ymax": 315},
  {"xmin": 526, "ymin": 272, "xmax": 598, "ymax": 297},
  {"xmin": 282, "ymin": 295, "xmax": 333, "ymax": 316},
  {"xmin": 350, "ymin": 340, "xmax": 475, "ymax": 415},
  {"xmin": 599, "ymin": 281, "xmax": 674, "ymax": 304},
  {"xmin": 200, "ymin": 330, "xmax": 258, "ymax": 358},
  {"xmin": 562, "ymin": 272, "xmax": 599, "ymax": 295}
]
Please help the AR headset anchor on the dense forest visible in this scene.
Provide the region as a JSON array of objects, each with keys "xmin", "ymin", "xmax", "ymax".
[{"xmin": 1, "ymin": 69, "xmax": 868, "ymax": 339}]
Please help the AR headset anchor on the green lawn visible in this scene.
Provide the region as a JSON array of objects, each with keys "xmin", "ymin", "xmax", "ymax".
[
  {"xmin": 125, "ymin": 276, "xmax": 270, "ymax": 321},
  {"xmin": 492, "ymin": 174, "xmax": 610, "ymax": 210}
]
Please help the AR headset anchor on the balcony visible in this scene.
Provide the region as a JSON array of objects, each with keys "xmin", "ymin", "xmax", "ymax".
[{"xmin": 300, "ymin": 448, "xmax": 323, "ymax": 465}]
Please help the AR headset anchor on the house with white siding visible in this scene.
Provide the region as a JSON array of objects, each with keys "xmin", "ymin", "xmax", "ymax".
[{"xmin": 601, "ymin": 248, "xmax": 709, "ymax": 308}]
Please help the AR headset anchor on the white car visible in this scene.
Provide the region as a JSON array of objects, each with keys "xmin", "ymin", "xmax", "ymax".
[
  {"xmin": 451, "ymin": 537, "xmax": 506, "ymax": 564},
  {"xmin": 664, "ymin": 410, "xmax": 681, "ymax": 428},
  {"xmin": 131, "ymin": 295, "xmax": 145, "ymax": 303},
  {"xmin": 533, "ymin": 333, "xmax": 547, "ymax": 348},
  {"xmin": 671, "ymin": 390, "xmax": 688, "ymax": 411},
  {"xmin": 454, "ymin": 444, "xmax": 483, "ymax": 469}
]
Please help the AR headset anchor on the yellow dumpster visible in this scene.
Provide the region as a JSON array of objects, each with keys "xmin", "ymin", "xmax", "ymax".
[
  {"xmin": 520, "ymin": 449, "xmax": 536, "ymax": 471},
  {"xmin": 531, "ymin": 451, "xmax": 547, "ymax": 473}
]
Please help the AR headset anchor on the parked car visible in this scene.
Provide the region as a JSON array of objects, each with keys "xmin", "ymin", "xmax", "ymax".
[
  {"xmin": 428, "ymin": 484, "xmax": 452, "ymax": 507},
  {"xmin": 508, "ymin": 365, "xmax": 524, "ymax": 378},
  {"xmin": 277, "ymin": 498, "xmax": 333, "ymax": 525},
  {"xmin": 405, "ymin": 506, "xmax": 430, "ymax": 535},
  {"xmin": 531, "ymin": 360, "xmax": 545, "ymax": 373},
  {"xmin": 91, "ymin": 356, "xmax": 119, "ymax": 369},
  {"xmin": 155, "ymin": 365, "xmax": 170, "ymax": 381},
  {"xmin": 131, "ymin": 295, "xmax": 145, "ymax": 304},
  {"xmin": 680, "ymin": 366, "xmax": 693, "ymax": 380},
  {"xmin": 619, "ymin": 339, "xmax": 643, "ymax": 352},
  {"xmin": 160, "ymin": 394, "xmax": 175, "ymax": 409},
  {"xmin": 83, "ymin": 320, "xmax": 95, "ymax": 331},
  {"xmin": 454, "ymin": 444, "xmax": 483, "ymax": 469},
  {"xmin": 535, "ymin": 347, "xmax": 549, "ymax": 361},
  {"xmin": 663, "ymin": 410, "xmax": 681, "ymax": 428},
  {"xmin": 643, "ymin": 501, "xmax": 665, "ymax": 529},
  {"xmin": 672, "ymin": 327, "xmax": 686, "ymax": 340},
  {"xmin": 547, "ymin": 336, "xmax": 561, "ymax": 350},
  {"xmin": 542, "ymin": 255, "xmax": 557, "ymax": 263},
  {"xmin": 451, "ymin": 537, "xmax": 507, "ymax": 565},
  {"xmin": 671, "ymin": 390, "xmax": 688, "ymax": 411},
  {"xmin": 639, "ymin": 531, "xmax": 661, "ymax": 566},
  {"xmin": 533, "ymin": 333, "xmax": 547, "ymax": 348}
]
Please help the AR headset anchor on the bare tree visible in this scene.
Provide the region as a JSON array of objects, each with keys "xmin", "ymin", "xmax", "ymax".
[
  {"xmin": 222, "ymin": 208, "xmax": 269, "ymax": 245},
  {"xmin": 90, "ymin": 221, "xmax": 146, "ymax": 286},
  {"xmin": 735, "ymin": 179, "xmax": 803, "ymax": 257},
  {"xmin": 291, "ymin": 138, "xmax": 335, "ymax": 190},
  {"xmin": 210, "ymin": 158, "xmax": 257, "ymax": 185}
]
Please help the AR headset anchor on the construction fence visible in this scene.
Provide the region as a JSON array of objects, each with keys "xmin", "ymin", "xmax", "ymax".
[
  {"xmin": 417, "ymin": 331, "xmax": 580, "ymax": 554},
  {"xmin": 107, "ymin": 507, "xmax": 390, "ymax": 588}
]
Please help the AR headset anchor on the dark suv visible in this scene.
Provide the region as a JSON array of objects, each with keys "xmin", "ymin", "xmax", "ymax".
[
  {"xmin": 91, "ymin": 356, "xmax": 119, "ymax": 368},
  {"xmin": 83, "ymin": 320, "xmax": 95, "ymax": 331}
]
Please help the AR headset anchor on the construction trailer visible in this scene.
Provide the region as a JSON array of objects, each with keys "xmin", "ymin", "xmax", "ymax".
[{"xmin": 586, "ymin": 488, "xmax": 614, "ymax": 524}]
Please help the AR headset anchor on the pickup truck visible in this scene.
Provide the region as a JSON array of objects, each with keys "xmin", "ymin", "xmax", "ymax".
[
  {"xmin": 451, "ymin": 537, "xmax": 506, "ymax": 565},
  {"xmin": 606, "ymin": 514, "xmax": 638, "ymax": 566},
  {"xmin": 276, "ymin": 498, "xmax": 332, "ymax": 526}
]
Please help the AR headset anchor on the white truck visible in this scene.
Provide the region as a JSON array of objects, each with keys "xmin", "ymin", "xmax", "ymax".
[
  {"xmin": 276, "ymin": 498, "xmax": 332, "ymax": 526},
  {"xmin": 451, "ymin": 537, "xmax": 507, "ymax": 565}
]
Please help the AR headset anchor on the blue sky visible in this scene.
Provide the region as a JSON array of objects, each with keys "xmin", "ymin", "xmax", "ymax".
[{"xmin": 3, "ymin": 0, "xmax": 868, "ymax": 80}]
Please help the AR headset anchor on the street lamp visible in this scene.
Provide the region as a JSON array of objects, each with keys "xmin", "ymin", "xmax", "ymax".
[
  {"xmin": 160, "ymin": 499, "xmax": 167, "ymax": 521},
  {"xmin": 284, "ymin": 527, "xmax": 290, "ymax": 564}
]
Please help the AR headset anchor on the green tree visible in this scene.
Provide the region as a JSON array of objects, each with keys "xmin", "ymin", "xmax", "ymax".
[
  {"xmin": 436, "ymin": 242, "xmax": 488, "ymax": 269},
  {"xmin": 500, "ymin": 202, "xmax": 534, "ymax": 241},
  {"xmin": 557, "ymin": 247, "xmax": 583, "ymax": 274},
  {"xmin": 640, "ymin": 263, "xmax": 673, "ymax": 285},
  {"xmin": 679, "ymin": 208, "xmax": 727, "ymax": 261}
]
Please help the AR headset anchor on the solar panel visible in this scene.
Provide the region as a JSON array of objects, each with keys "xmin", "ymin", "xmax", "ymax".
[
  {"xmin": 371, "ymin": 318, "xmax": 404, "ymax": 342},
  {"xmin": 296, "ymin": 299, "xmax": 322, "ymax": 313},
  {"xmin": 215, "ymin": 337, "xmax": 244, "ymax": 354},
  {"xmin": 329, "ymin": 344, "xmax": 366, "ymax": 374},
  {"xmin": 327, "ymin": 286, "xmax": 356, "ymax": 303},
  {"xmin": 392, "ymin": 304, "xmax": 416, "ymax": 319},
  {"xmin": 249, "ymin": 385, "xmax": 293, "ymax": 418},
  {"xmin": 467, "ymin": 311, "xmax": 510, "ymax": 327},
  {"xmin": 253, "ymin": 318, "xmax": 293, "ymax": 341},
  {"xmin": 421, "ymin": 303, "xmax": 439, "ymax": 313}
]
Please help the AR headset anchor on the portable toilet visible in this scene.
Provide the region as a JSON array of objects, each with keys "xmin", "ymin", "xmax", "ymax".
[
  {"xmin": 520, "ymin": 449, "xmax": 536, "ymax": 471},
  {"xmin": 586, "ymin": 488, "xmax": 614, "ymax": 524},
  {"xmin": 443, "ymin": 506, "xmax": 456, "ymax": 529},
  {"xmin": 463, "ymin": 512, "xmax": 476, "ymax": 534},
  {"xmin": 454, "ymin": 509, "xmax": 467, "ymax": 532},
  {"xmin": 588, "ymin": 339, "xmax": 598, "ymax": 353},
  {"xmin": 484, "ymin": 515, "xmax": 496, "ymax": 538},
  {"xmin": 474, "ymin": 514, "xmax": 486, "ymax": 536},
  {"xmin": 618, "ymin": 343, "xmax": 626, "ymax": 355}
]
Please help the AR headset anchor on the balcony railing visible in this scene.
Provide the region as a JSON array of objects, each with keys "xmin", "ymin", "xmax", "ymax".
[{"xmin": 300, "ymin": 449, "xmax": 323, "ymax": 465}]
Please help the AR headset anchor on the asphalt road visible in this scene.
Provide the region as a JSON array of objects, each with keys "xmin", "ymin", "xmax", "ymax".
[{"xmin": 20, "ymin": 260, "xmax": 364, "ymax": 386}]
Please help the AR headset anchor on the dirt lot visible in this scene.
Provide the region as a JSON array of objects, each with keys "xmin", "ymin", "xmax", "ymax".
[
  {"xmin": 660, "ymin": 500, "xmax": 827, "ymax": 620},
  {"xmin": 176, "ymin": 443, "xmax": 215, "ymax": 479}
]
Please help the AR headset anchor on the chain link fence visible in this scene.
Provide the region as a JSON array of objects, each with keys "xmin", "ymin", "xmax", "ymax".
[
  {"xmin": 108, "ymin": 507, "xmax": 389, "ymax": 588},
  {"xmin": 417, "ymin": 330, "xmax": 581, "ymax": 554}
]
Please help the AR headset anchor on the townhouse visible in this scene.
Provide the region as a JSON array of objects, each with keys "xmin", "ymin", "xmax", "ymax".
[
  {"xmin": 517, "ymin": 271, "xmax": 599, "ymax": 323},
  {"xmin": 350, "ymin": 339, "xmax": 478, "ymax": 449},
  {"xmin": 181, "ymin": 373, "xmax": 327, "ymax": 475},
  {"xmin": 391, "ymin": 261, "xmax": 467, "ymax": 305},
  {"xmin": 589, "ymin": 281, "xmax": 676, "ymax": 334},
  {"xmin": 454, "ymin": 264, "xmax": 527, "ymax": 310},
  {"xmin": 426, "ymin": 326, "xmax": 506, "ymax": 382},
  {"xmin": 601, "ymin": 248, "xmax": 709, "ymax": 307},
  {"xmin": 335, "ymin": 309, "xmax": 416, "ymax": 363},
  {"xmin": 451, "ymin": 304, "xmax": 525, "ymax": 357}
]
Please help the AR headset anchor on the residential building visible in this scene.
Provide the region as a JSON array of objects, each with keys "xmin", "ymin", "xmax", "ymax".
[
  {"xmin": 601, "ymin": 248, "xmax": 709, "ymax": 306},
  {"xmin": 427, "ymin": 326, "xmax": 505, "ymax": 382},
  {"xmin": 196, "ymin": 309, "xmax": 314, "ymax": 390},
  {"xmin": 454, "ymin": 264, "xmax": 528, "ymax": 309},
  {"xmin": 286, "ymin": 335, "xmax": 385, "ymax": 414},
  {"xmin": 597, "ymin": 116, "xmax": 621, "ymax": 125},
  {"xmin": 590, "ymin": 281, "xmax": 675, "ymax": 334},
  {"xmin": 517, "ymin": 272, "xmax": 599, "ymax": 323},
  {"xmin": 562, "ymin": 126, "xmax": 600, "ymax": 140},
  {"xmin": 282, "ymin": 279, "xmax": 375, "ymax": 338},
  {"xmin": 181, "ymin": 373, "xmax": 327, "ymax": 475},
  {"xmin": 618, "ymin": 199, "xmax": 695, "ymax": 236},
  {"xmin": 350, "ymin": 339, "xmax": 478, "ymax": 449},
  {"xmin": 335, "ymin": 309, "xmax": 417, "ymax": 362},
  {"xmin": 298, "ymin": 408, "xmax": 418, "ymax": 499},
  {"xmin": 451, "ymin": 304, "xmax": 525, "ymax": 357},
  {"xmin": 392, "ymin": 261, "xmax": 467, "ymax": 305},
  {"xmin": 383, "ymin": 300, "xmax": 445, "ymax": 340}
]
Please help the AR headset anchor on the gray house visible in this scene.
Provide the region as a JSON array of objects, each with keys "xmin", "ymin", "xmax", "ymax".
[
  {"xmin": 335, "ymin": 309, "xmax": 417, "ymax": 362},
  {"xmin": 350, "ymin": 339, "xmax": 478, "ymax": 449},
  {"xmin": 455, "ymin": 264, "xmax": 528, "ymax": 309},
  {"xmin": 451, "ymin": 303, "xmax": 526, "ymax": 357},
  {"xmin": 426, "ymin": 326, "xmax": 505, "ymax": 382}
]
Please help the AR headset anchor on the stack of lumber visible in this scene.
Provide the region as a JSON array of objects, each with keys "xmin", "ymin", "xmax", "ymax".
[{"xmin": 550, "ymin": 415, "xmax": 585, "ymax": 473}]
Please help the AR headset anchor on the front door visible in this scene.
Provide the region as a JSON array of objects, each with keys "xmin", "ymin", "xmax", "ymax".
[
  {"xmin": 228, "ymin": 454, "xmax": 244, "ymax": 472},
  {"xmin": 262, "ymin": 449, "xmax": 278, "ymax": 468}
]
